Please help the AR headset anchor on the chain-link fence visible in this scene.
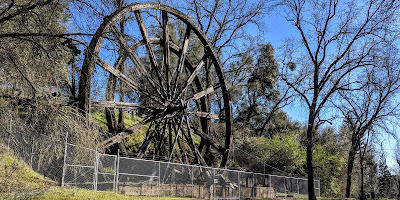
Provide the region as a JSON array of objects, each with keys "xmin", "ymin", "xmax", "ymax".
[
  {"xmin": 0, "ymin": 102, "xmax": 101, "ymax": 183},
  {"xmin": 62, "ymin": 142, "xmax": 321, "ymax": 199},
  {"xmin": 2, "ymin": 120, "xmax": 66, "ymax": 181}
]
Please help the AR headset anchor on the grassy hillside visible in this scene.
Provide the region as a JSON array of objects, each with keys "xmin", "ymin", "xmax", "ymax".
[
  {"xmin": 0, "ymin": 143, "xmax": 200, "ymax": 200},
  {"xmin": 0, "ymin": 143, "xmax": 56, "ymax": 199},
  {"xmin": 91, "ymin": 110, "xmax": 148, "ymax": 152}
]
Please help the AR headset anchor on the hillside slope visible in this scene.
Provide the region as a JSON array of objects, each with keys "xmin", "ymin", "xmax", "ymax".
[
  {"xmin": 0, "ymin": 143, "xmax": 197, "ymax": 200},
  {"xmin": 0, "ymin": 143, "xmax": 56, "ymax": 199}
]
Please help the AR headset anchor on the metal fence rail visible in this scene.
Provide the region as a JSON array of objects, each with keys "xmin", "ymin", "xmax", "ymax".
[{"xmin": 62, "ymin": 142, "xmax": 320, "ymax": 199}]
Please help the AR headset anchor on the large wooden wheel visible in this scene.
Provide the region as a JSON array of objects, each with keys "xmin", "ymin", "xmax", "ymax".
[{"xmin": 78, "ymin": 3, "xmax": 232, "ymax": 167}]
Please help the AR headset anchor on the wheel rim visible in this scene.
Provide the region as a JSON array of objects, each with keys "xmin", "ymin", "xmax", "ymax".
[{"xmin": 78, "ymin": 3, "xmax": 232, "ymax": 167}]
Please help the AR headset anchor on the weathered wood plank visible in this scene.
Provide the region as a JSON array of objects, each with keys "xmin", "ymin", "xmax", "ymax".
[
  {"xmin": 91, "ymin": 100, "xmax": 141, "ymax": 109},
  {"xmin": 176, "ymin": 60, "xmax": 204, "ymax": 99},
  {"xmin": 187, "ymin": 111, "xmax": 219, "ymax": 119},
  {"xmin": 110, "ymin": 25, "xmax": 147, "ymax": 75},
  {"xmin": 134, "ymin": 10, "xmax": 158, "ymax": 70},
  {"xmin": 96, "ymin": 57, "xmax": 165, "ymax": 105},
  {"xmin": 188, "ymin": 83, "xmax": 221, "ymax": 102}
]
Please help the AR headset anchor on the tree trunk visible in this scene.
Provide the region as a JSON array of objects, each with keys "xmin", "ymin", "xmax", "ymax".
[
  {"xmin": 118, "ymin": 107, "xmax": 125, "ymax": 131},
  {"xmin": 71, "ymin": 61, "xmax": 76, "ymax": 100},
  {"xmin": 346, "ymin": 135, "xmax": 358, "ymax": 197},
  {"xmin": 306, "ymin": 111, "xmax": 316, "ymax": 200},
  {"xmin": 360, "ymin": 151, "xmax": 365, "ymax": 200},
  {"xmin": 397, "ymin": 175, "xmax": 400, "ymax": 200}
]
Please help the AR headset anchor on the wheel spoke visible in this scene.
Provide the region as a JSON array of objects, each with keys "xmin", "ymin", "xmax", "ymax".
[
  {"xmin": 162, "ymin": 11, "xmax": 172, "ymax": 96},
  {"xmin": 181, "ymin": 116, "xmax": 202, "ymax": 165},
  {"xmin": 184, "ymin": 121, "xmax": 225, "ymax": 154},
  {"xmin": 95, "ymin": 57, "xmax": 165, "ymax": 105},
  {"xmin": 155, "ymin": 119, "xmax": 168, "ymax": 156},
  {"xmin": 187, "ymin": 83, "xmax": 221, "ymax": 102},
  {"xmin": 134, "ymin": 10, "xmax": 158, "ymax": 71},
  {"xmin": 137, "ymin": 122, "xmax": 156, "ymax": 157},
  {"xmin": 111, "ymin": 25, "xmax": 166, "ymax": 99},
  {"xmin": 103, "ymin": 120, "xmax": 146, "ymax": 148},
  {"xmin": 130, "ymin": 38, "xmax": 168, "ymax": 98},
  {"xmin": 110, "ymin": 25, "xmax": 147, "ymax": 75},
  {"xmin": 102, "ymin": 112, "xmax": 165, "ymax": 148},
  {"xmin": 172, "ymin": 26, "xmax": 191, "ymax": 96},
  {"xmin": 175, "ymin": 59, "xmax": 204, "ymax": 99},
  {"xmin": 167, "ymin": 114, "xmax": 185, "ymax": 162}
]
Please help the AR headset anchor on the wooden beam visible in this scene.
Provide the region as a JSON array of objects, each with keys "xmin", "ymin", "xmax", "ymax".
[
  {"xmin": 176, "ymin": 60, "xmax": 204, "ymax": 99},
  {"xmin": 96, "ymin": 56, "xmax": 165, "ymax": 105},
  {"xmin": 111, "ymin": 25, "xmax": 148, "ymax": 75},
  {"xmin": 188, "ymin": 83, "xmax": 221, "ymax": 102},
  {"xmin": 187, "ymin": 111, "xmax": 219, "ymax": 119},
  {"xmin": 172, "ymin": 26, "xmax": 191, "ymax": 96},
  {"xmin": 134, "ymin": 10, "xmax": 158, "ymax": 71},
  {"xmin": 91, "ymin": 100, "xmax": 142, "ymax": 109},
  {"xmin": 162, "ymin": 11, "xmax": 171, "ymax": 95},
  {"xmin": 188, "ymin": 126, "xmax": 225, "ymax": 154},
  {"xmin": 102, "ymin": 116, "xmax": 158, "ymax": 148}
]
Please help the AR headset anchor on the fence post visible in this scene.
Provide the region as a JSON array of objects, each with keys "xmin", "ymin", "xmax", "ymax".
[
  {"xmin": 94, "ymin": 147, "xmax": 98, "ymax": 191},
  {"xmin": 158, "ymin": 161, "xmax": 161, "ymax": 198},
  {"xmin": 238, "ymin": 172, "xmax": 240, "ymax": 200},
  {"xmin": 284, "ymin": 177, "xmax": 287, "ymax": 194},
  {"xmin": 114, "ymin": 149, "xmax": 119, "ymax": 193},
  {"xmin": 191, "ymin": 165, "xmax": 194, "ymax": 198},
  {"xmin": 252, "ymin": 173, "xmax": 255, "ymax": 197},
  {"xmin": 263, "ymin": 162, "xmax": 265, "ymax": 175},
  {"xmin": 61, "ymin": 132, "xmax": 68, "ymax": 187},
  {"xmin": 297, "ymin": 178, "xmax": 299, "ymax": 194},
  {"xmin": 269, "ymin": 175, "xmax": 272, "ymax": 188},
  {"xmin": 213, "ymin": 168, "xmax": 216, "ymax": 200},
  {"xmin": 7, "ymin": 115, "xmax": 11, "ymax": 154},
  {"xmin": 29, "ymin": 136, "xmax": 34, "ymax": 172}
]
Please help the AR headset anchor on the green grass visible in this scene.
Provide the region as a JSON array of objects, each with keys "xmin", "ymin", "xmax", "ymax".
[
  {"xmin": 91, "ymin": 110, "xmax": 143, "ymax": 130},
  {"xmin": 1, "ymin": 142, "xmax": 360, "ymax": 200},
  {"xmin": 0, "ymin": 143, "xmax": 56, "ymax": 199},
  {"xmin": 0, "ymin": 142, "xmax": 197, "ymax": 200},
  {"xmin": 273, "ymin": 193, "xmax": 357, "ymax": 200},
  {"xmin": 90, "ymin": 110, "xmax": 147, "ymax": 152},
  {"xmin": 33, "ymin": 188, "xmax": 197, "ymax": 200}
]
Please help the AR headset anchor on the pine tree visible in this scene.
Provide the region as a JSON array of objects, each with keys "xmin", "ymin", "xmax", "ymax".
[{"xmin": 378, "ymin": 153, "xmax": 392, "ymax": 198}]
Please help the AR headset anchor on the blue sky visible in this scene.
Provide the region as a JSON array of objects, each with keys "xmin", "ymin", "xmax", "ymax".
[
  {"xmin": 262, "ymin": 9, "xmax": 399, "ymax": 170},
  {"xmin": 69, "ymin": 0, "xmax": 399, "ymax": 170}
]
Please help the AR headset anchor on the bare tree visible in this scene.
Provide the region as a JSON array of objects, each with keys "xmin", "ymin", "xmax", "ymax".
[
  {"xmin": 169, "ymin": 0, "xmax": 272, "ymax": 163},
  {"xmin": 335, "ymin": 54, "xmax": 400, "ymax": 198},
  {"xmin": 279, "ymin": 0, "xmax": 400, "ymax": 199},
  {"xmin": 0, "ymin": 0, "xmax": 103, "ymax": 184},
  {"xmin": 395, "ymin": 142, "xmax": 400, "ymax": 199}
]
